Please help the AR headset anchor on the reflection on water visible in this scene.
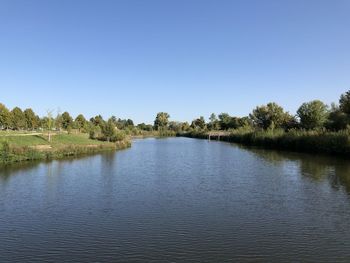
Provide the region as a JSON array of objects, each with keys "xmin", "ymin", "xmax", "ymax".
[
  {"xmin": 1, "ymin": 138, "xmax": 350, "ymax": 262},
  {"xmin": 238, "ymin": 145, "xmax": 350, "ymax": 193}
]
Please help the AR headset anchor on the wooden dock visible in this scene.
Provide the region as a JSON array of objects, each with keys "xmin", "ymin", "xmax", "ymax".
[{"xmin": 207, "ymin": 131, "xmax": 229, "ymax": 141}]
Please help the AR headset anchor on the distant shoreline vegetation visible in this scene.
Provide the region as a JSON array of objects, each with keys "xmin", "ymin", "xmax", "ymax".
[
  {"xmin": 178, "ymin": 90, "xmax": 350, "ymax": 156},
  {"xmin": 1, "ymin": 90, "xmax": 350, "ymax": 163}
]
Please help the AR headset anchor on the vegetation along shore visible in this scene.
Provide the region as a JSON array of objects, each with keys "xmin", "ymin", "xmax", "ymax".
[
  {"xmin": 1, "ymin": 90, "xmax": 350, "ymax": 163},
  {"xmin": 179, "ymin": 90, "xmax": 350, "ymax": 156}
]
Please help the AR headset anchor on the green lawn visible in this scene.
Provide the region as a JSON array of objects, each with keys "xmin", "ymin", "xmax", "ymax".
[
  {"xmin": 0, "ymin": 133, "xmax": 113, "ymax": 150},
  {"xmin": 0, "ymin": 135, "xmax": 48, "ymax": 147},
  {"xmin": 50, "ymin": 134, "xmax": 111, "ymax": 146},
  {"xmin": 0, "ymin": 133, "xmax": 130, "ymax": 164}
]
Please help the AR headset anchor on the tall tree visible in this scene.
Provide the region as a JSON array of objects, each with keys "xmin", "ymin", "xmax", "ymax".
[
  {"xmin": 327, "ymin": 103, "xmax": 349, "ymax": 131},
  {"xmin": 218, "ymin": 113, "xmax": 231, "ymax": 130},
  {"xmin": 154, "ymin": 112, "xmax": 170, "ymax": 130},
  {"xmin": 0, "ymin": 103, "xmax": 11, "ymax": 130},
  {"xmin": 24, "ymin": 108, "xmax": 37, "ymax": 130},
  {"xmin": 297, "ymin": 100, "xmax": 329, "ymax": 129},
  {"xmin": 75, "ymin": 114, "xmax": 87, "ymax": 132},
  {"xmin": 191, "ymin": 116, "xmax": 206, "ymax": 130},
  {"xmin": 101, "ymin": 119, "xmax": 116, "ymax": 142},
  {"xmin": 209, "ymin": 113, "xmax": 220, "ymax": 130},
  {"xmin": 249, "ymin": 102, "xmax": 292, "ymax": 129},
  {"xmin": 61, "ymin": 112, "xmax": 73, "ymax": 130},
  {"xmin": 11, "ymin": 107, "xmax": 26, "ymax": 130},
  {"xmin": 339, "ymin": 90, "xmax": 350, "ymax": 114},
  {"xmin": 90, "ymin": 115, "xmax": 104, "ymax": 128},
  {"xmin": 126, "ymin": 119, "xmax": 134, "ymax": 127}
]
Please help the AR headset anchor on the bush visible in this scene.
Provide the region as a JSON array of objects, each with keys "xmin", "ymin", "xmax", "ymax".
[{"xmin": 0, "ymin": 141, "xmax": 10, "ymax": 162}]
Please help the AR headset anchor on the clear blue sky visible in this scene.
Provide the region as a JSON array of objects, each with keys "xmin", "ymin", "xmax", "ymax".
[{"xmin": 0, "ymin": 0, "xmax": 349, "ymax": 124}]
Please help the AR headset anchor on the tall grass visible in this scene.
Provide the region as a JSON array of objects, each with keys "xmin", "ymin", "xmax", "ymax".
[{"xmin": 181, "ymin": 129, "xmax": 350, "ymax": 156}]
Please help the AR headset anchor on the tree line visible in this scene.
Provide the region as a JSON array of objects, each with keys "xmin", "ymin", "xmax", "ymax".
[
  {"xmin": 1, "ymin": 90, "xmax": 350, "ymax": 139},
  {"xmin": 153, "ymin": 90, "xmax": 350, "ymax": 133}
]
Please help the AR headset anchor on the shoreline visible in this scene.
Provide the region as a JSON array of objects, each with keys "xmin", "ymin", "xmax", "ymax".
[
  {"xmin": 179, "ymin": 130, "xmax": 350, "ymax": 157},
  {"xmin": 0, "ymin": 134, "xmax": 131, "ymax": 165}
]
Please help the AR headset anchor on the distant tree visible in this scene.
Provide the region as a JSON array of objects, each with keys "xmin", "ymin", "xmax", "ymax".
[
  {"xmin": 75, "ymin": 114, "xmax": 87, "ymax": 132},
  {"xmin": 169, "ymin": 121, "xmax": 183, "ymax": 133},
  {"xmin": 229, "ymin": 117, "xmax": 242, "ymax": 129},
  {"xmin": 208, "ymin": 113, "xmax": 220, "ymax": 130},
  {"xmin": 90, "ymin": 115, "xmax": 105, "ymax": 128},
  {"xmin": 137, "ymin": 123, "xmax": 153, "ymax": 131},
  {"xmin": 11, "ymin": 107, "xmax": 26, "ymax": 130},
  {"xmin": 126, "ymin": 119, "xmax": 134, "ymax": 127},
  {"xmin": 297, "ymin": 100, "xmax": 329, "ymax": 129},
  {"xmin": 55, "ymin": 112, "xmax": 63, "ymax": 131},
  {"xmin": 191, "ymin": 116, "xmax": 206, "ymax": 130},
  {"xmin": 339, "ymin": 90, "xmax": 350, "ymax": 114},
  {"xmin": 250, "ymin": 102, "xmax": 292, "ymax": 130},
  {"xmin": 101, "ymin": 119, "xmax": 117, "ymax": 142},
  {"xmin": 117, "ymin": 119, "xmax": 126, "ymax": 129},
  {"xmin": 218, "ymin": 113, "xmax": 232, "ymax": 130},
  {"xmin": 326, "ymin": 103, "xmax": 349, "ymax": 131},
  {"xmin": 239, "ymin": 116, "xmax": 253, "ymax": 128},
  {"xmin": 109, "ymin": 116, "xmax": 118, "ymax": 126},
  {"xmin": 181, "ymin": 122, "xmax": 191, "ymax": 132},
  {"xmin": 61, "ymin": 112, "xmax": 73, "ymax": 130},
  {"xmin": 0, "ymin": 103, "xmax": 11, "ymax": 130},
  {"xmin": 24, "ymin": 108, "xmax": 37, "ymax": 130},
  {"xmin": 35, "ymin": 115, "xmax": 41, "ymax": 129},
  {"xmin": 154, "ymin": 112, "xmax": 170, "ymax": 130},
  {"xmin": 46, "ymin": 110, "xmax": 54, "ymax": 142}
]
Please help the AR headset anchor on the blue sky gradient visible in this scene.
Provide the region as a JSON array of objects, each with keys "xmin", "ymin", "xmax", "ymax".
[{"xmin": 0, "ymin": 0, "xmax": 349, "ymax": 123}]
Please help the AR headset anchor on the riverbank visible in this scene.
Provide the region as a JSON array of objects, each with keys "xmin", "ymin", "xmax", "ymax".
[
  {"xmin": 0, "ymin": 133, "xmax": 131, "ymax": 164},
  {"xmin": 179, "ymin": 129, "xmax": 350, "ymax": 157}
]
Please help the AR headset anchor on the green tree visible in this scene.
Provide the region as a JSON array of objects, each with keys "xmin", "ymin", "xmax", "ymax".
[
  {"xmin": 208, "ymin": 113, "xmax": 220, "ymax": 130},
  {"xmin": 169, "ymin": 121, "xmax": 183, "ymax": 133},
  {"xmin": 75, "ymin": 114, "xmax": 87, "ymax": 132},
  {"xmin": 61, "ymin": 112, "xmax": 73, "ymax": 130},
  {"xmin": 326, "ymin": 103, "xmax": 349, "ymax": 130},
  {"xmin": 181, "ymin": 122, "xmax": 191, "ymax": 132},
  {"xmin": 154, "ymin": 112, "xmax": 170, "ymax": 130},
  {"xmin": 54, "ymin": 112, "xmax": 62, "ymax": 131},
  {"xmin": 218, "ymin": 113, "xmax": 231, "ymax": 130},
  {"xmin": 11, "ymin": 107, "xmax": 26, "ymax": 130},
  {"xmin": 191, "ymin": 116, "xmax": 206, "ymax": 130},
  {"xmin": 239, "ymin": 117, "xmax": 253, "ymax": 128},
  {"xmin": 137, "ymin": 123, "xmax": 153, "ymax": 131},
  {"xmin": 126, "ymin": 119, "xmax": 134, "ymax": 127},
  {"xmin": 249, "ymin": 102, "xmax": 291, "ymax": 130},
  {"xmin": 90, "ymin": 115, "xmax": 105, "ymax": 128},
  {"xmin": 297, "ymin": 100, "xmax": 329, "ymax": 129},
  {"xmin": 0, "ymin": 103, "xmax": 11, "ymax": 130},
  {"xmin": 339, "ymin": 90, "xmax": 350, "ymax": 114},
  {"xmin": 24, "ymin": 108, "xmax": 37, "ymax": 130},
  {"xmin": 101, "ymin": 119, "xmax": 117, "ymax": 142}
]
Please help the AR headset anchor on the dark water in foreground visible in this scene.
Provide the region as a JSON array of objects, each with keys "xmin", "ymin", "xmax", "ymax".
[{"xmin": 1, "ymin": 138, "xmax": 350, "ymax": 262}]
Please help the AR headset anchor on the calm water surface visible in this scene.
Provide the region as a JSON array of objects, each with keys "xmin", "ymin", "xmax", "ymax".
[{"xmin": 1, "ymin": 138, "xmax": 350, "ymax": 262}]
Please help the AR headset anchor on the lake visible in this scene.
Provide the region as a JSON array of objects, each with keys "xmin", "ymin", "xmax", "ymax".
[{"xmin": 1, "ymin": 137, "xmax": 350, "ymax": 262}]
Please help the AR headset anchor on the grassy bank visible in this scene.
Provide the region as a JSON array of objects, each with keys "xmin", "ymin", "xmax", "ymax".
[
  {"xmin": 179, "ymin": 129, "xmax": 350, "ymax": 156},
  {"xmin": 0, "ymin": 133, "xmax": 131, "ymax": 164}
]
